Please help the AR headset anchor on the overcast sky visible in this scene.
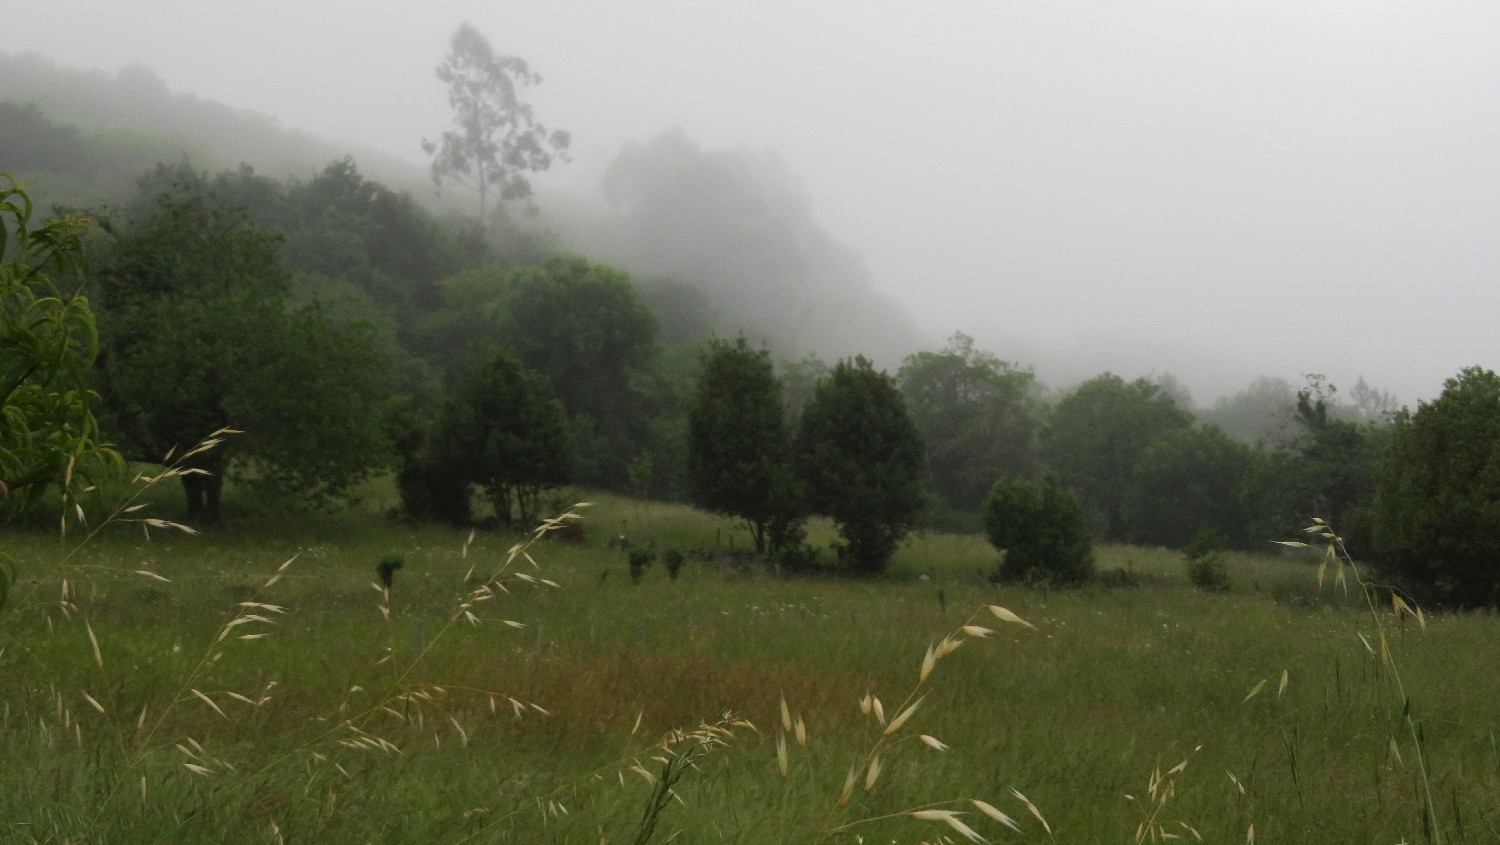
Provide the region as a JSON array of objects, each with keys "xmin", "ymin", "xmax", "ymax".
[{"xmin": 7, "ymin": 0, "xmax": 1500, "ymax": 404}]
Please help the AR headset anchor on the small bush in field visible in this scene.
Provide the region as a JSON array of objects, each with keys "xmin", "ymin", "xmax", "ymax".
[
  {"xmin": 984, "ymin": 475, "xmax": 1094, "ymax": 585},
  {"xmin": 629, "ymin": 547, "xmax": 657, "ymax": 583},
  {"xmin": 376, "ymin": 553, "xmax": 405, "ymax": 590},
  {"xmin": 662, "ymin": 548, "xmax": 685, "ymax": 580},
  {"xmin": 1182, "ymin": 529, "xmax": 1230, "ymax": 592}
]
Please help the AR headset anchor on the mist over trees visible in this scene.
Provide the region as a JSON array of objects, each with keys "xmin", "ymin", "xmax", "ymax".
[
  {"xmin": 550, "ymin": 128, "xmax": 923, "ymax": 367},
  {"xmin": 0, "ymin": 53, "xmax": 434, "ymax": 209},
  {"xmin": 423, "ymin": 22, "xmax": 571, "ymax": 224},
  {"xmin": 9, "ymin": 39, "xmax": 1500, "ymax": 604}
]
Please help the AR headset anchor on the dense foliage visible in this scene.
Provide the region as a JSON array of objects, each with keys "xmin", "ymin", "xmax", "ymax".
[
  {"xmin": 93, "ymin": 166, "xmax": 394, "ymax": 520},
  {"xmin": 796, "ymin": 356, "xmax": 925, "ymax": 572},
  {"xmin": 1124, "ymin": 425, "xmax": 1254, "ymax": 548},
  {"xmin": 897, "ymin": 333, "xmax": 1036, "ymax": 525},
  {"xmin": 1041, "ymin": 373, "xmax": 1194, "ymax": 539},
  {"xmin": 687, "ymin": 338, "xmax": 802, "ymax": 554},
  {"xmin": 412, "ymin": 348, "xmax": 573, "ymax": 527},
  {"xmin": 1373, "ymin": 367, "xmax": 1500, "ymax": 607},
  {"xmin": 984, "ymin": 475, "xmax": 1095, "ymax": 584},
  {"xmin": 0, "ymin": 176, "xmax": 121, "ymax": 515}
]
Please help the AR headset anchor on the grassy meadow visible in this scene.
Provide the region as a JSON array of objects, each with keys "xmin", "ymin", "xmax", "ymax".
[{"xmin": 3, "ymin": 479, "xmax": 1500, "ymax": 844}]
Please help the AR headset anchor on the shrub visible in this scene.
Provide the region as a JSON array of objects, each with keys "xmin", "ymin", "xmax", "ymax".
[
  {"xmin": 662, "ymin": 548, "xmax": 685, "ymax": 581},
  {"xmin": 376, "ymin": 554, "xmax": 405, "ymax": 590},
  {"xmin": 1182, "ymin": 529, "xmax": 1230, "ymax": 592},
  {"xmin": 984, "ymin": 475, "xmax": 1094, "ymax": 585},
  {"xmin": 628, "ymin": 547, "xmax": 657, "ymax": 583}
]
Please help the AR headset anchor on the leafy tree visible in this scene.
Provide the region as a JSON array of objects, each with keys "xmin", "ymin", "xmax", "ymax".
[
  {"xmin": 425, "ymin": 348, "xmax": 572, "ymax": 527},
  {"xmin": 636, "ymin": 277, "xmax": 716, "ymax": 347},
  {"xmin": 256, "ymin": 158, "xmax": 472, "ymax": 320},
  {"xmin": 1372, "ymin": 367, "xmax": 1500, "ymax": 607},
  {"xmin": 984, "ymin": 475, "xmax": 1094, "ymax": 585},
  {"xmin": 93, "ymin": 167, "xmax": 393, "ymax": 521},
  {"xmin": 494, "ymin": 256, "xmax": 659, "ymax": 489},
  {"xmin": 779, "ymin": 353, "xmax": 830, "ymax": 430},
  {"xmin": 897, "ymin": 332, "xmax": 1037, "ymax": 516},
  {"xmin": 796, "ymin": 356, "xmax": 924, "ymax": 572},
  {"xmin": 687, "ymin": 337, "xmax": 803, "ymax": 554},
  {"xmin": 423, "ymin": 22, "xmax": 570, "ymax": 223},
  {"xmin": 1197, "ymin": 376, "xmax": 1298, "ymax": 447},
  {"xmin": 1123, "ymin": 425, "xmax": 1254, "ymax": 548},
  {"xmin": 1, "ymin": 175, "xmax": 121, "ymax": 515},
  {"xmin": 1241, "ymin": 379, "xmax": 1389, "ymax": 549},
  {"xmin": 1041, "ymin": 373, "xmax": 1193, "ymax": 538}
]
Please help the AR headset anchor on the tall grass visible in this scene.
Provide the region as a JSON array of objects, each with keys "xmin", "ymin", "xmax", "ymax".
[{"xmin": 2, "ymin": 479, "xmax": 1497, "ymax": 842}]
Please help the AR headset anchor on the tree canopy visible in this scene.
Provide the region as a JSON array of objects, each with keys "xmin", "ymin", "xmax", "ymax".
[
  {"xmin": 897, "ymin": 332, "xmax": 1036, "ymax": 517},
  {"xmin": 0, "ymin": 175, "xmax": 121, "ymax": 516},
  {"xmin": 493, "ymin": 256, "xmax": 660, "ymax": 489},
  {"xmin": 687, "ymin": 337, "xmax": 802, "ymax": 554},
  {"xmin": 423, "ymin": 22, "xmax": 570, "ymax": 223},
  {"xmin": 1041, "ymin": 373, "xmax": 1193, "ymax": 539},
  {"xmin": 1124, "ymin": 425, "xmax": 1254, "ymax": 548},
  {"xmin": 1373, "ymin": 366, "xmax": 1500, "ymax": 607},
  {"xmin": 427, "ymin": 348, "xmax": 572, "ymax": 527},
  {"xmin": 797, "ymin": 356, "xmax": 925, "ymax": 572},
  {"xmin": 93, "ymin": 167, "xmax": 394, "ymax": 521}
]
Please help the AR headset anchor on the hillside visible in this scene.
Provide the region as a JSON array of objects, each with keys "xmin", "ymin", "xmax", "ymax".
[{"xmin": 0, "ymin": 52, "xmax": 435, "ymax": 210}]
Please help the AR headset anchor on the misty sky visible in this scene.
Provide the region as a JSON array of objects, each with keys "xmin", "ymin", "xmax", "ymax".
[{"xmin": 6, "ymin": 0, "xmax": 1500, "ymax": 404}]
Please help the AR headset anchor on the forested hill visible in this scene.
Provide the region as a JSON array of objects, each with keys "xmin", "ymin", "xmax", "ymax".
[{"xmin": 0, "ymin": 52, "xmax": 433, "ymax": 209}]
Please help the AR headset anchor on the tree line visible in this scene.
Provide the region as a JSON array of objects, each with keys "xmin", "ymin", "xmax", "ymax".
[{"xmin": 7, "ymin": 159, "xmax": 1500, "ymax": 605}]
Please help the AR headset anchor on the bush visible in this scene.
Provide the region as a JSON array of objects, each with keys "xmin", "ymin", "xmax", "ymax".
[
  {"xmin": 628, "ymin": 547, "xmax": 657, "ymax": 584},
  {"xmin": 984, "ymin": 475, "xmax": 1094, "ymax": 585},
  {"xmin": 662, "ymin": 548, "xmax": 685, "ymax": 581},
  {"xmin": 1182, "ymin": 529, "xmax": 1230, "ymax": 592},
  {"xmin": 1373, "ymin": 366, "xmax": 1500, "ymax": 607}
]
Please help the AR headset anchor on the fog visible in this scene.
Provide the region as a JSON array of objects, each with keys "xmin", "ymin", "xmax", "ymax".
[{"xmin": 7, "ymin": 0, "xmax": 1500, "ymax": 402}]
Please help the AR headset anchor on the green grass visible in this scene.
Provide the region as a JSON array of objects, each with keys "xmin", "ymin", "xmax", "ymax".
[{"xmin": 3, "ymin": 480, "xmax": 1499, "ymax": 844}]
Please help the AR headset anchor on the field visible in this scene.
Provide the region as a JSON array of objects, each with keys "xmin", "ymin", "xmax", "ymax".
[{"xmin": 3, "ymin": 481, "xmax": 1500, "ymax": 844}]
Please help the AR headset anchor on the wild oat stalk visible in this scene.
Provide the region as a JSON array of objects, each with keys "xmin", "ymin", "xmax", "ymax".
[
  {"xmin": 1125, "ymin": 747, "xmax": 1203, "ymax": 844},
  {"xmin": 1278, "ymin": 517, "xmax": 1439, "ymax": 844},
  {"xmin": 630, "ymin": 713, "xmax": 751, "ymax": 845},
  {"xmin": 805, "ymin": 603, "xmax": 1040, "ymax": 843}
]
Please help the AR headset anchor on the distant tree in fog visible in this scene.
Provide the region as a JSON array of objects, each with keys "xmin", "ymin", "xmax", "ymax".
[
  {"xmin": 1041, "ymin": 373, "xmax": 1193, "ymax": 539},
  {"xmin": 1123, "ymin": 425, "xmax": 1254, "ymax": 548},
  {"xmin": 1199, "ymin": 376, "xmax": 1298, "ymax": 447},
  {"xmin": 897, "ymin": 333, "xmax": 1038, "ymax": 515},
  {"xmin": 796, "ymin": 357, "xmax": 925, "ymax": 572},
  {"xmin": 687, "ymin": 338, "xmax": 803, "ymax": 554},
  {"xmin": 423, "ymin": 22, "xmax": 570, "ymax": 224}
]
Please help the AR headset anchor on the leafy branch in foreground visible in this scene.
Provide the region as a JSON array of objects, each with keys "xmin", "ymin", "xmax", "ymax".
[{"xmin": 1, "ymin": 173, "xmax": 123, "ymax": 522}]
